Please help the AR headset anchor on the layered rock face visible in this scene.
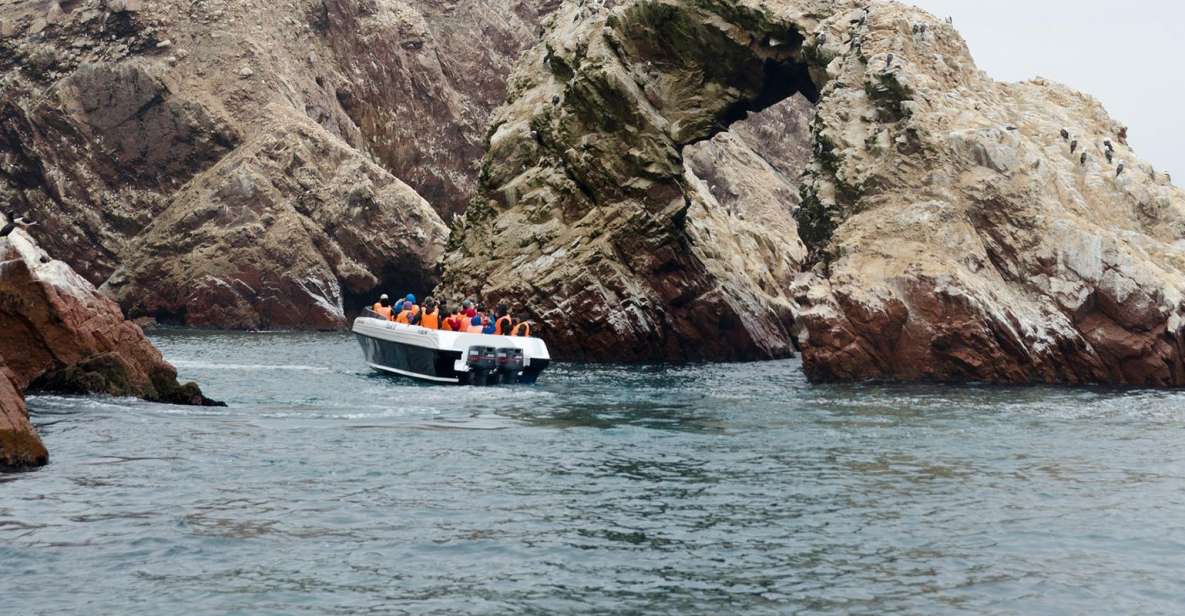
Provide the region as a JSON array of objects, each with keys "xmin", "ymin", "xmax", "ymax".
[
  {"xmin": 442, "ymin": 0, "xmax": 1185, "ymax": 384},
  {"xmin": 791, "ymin": 3, "xmax": 1185, "ymax": 385},
  {"xmin": 0, "ymin": 229, "xmax": 219, "ymax": 470},
  {"xmin": 439, "ymin": 0, "xmax": 824, "ymax": 360},
  {"xmin": 102, "ymin": 111, "xmax": 445, "ymax": 329},
  {"xmin": 1, "ymin": 0, "xmax": 552, "ymax": 328}
]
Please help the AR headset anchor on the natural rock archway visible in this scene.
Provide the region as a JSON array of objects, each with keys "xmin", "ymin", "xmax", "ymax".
[
  {"xmin": 438, "ymin": 0, "xmax": 827, "ymax": 361},
  {"xmin": 441, "ymin": 0, "xmax": 1185, "ymax": 385}
]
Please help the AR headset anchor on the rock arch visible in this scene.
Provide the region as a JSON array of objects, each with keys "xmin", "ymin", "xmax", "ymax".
[{"xmin": 438, "ymin": 0, "xmax": 826, "ymax": 361}]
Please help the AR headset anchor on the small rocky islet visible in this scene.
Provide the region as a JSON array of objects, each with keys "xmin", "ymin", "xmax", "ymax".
[{"xmin": 1, "ymin": 0, "xmax": 1184, "ymax": 467}]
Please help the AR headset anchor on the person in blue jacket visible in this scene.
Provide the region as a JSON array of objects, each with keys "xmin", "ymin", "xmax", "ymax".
[{"xmin": 394, "ymin": 293, "xmax": 415, "ymax": 314}]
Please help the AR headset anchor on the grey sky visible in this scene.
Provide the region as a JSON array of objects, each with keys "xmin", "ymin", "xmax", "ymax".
[{"xmin": 909, "ymin": 0, "xmax": 1185, "ymax": 182}]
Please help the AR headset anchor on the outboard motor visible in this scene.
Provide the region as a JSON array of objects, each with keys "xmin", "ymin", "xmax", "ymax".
[
  {"xmin": 465, "ymin": 346, "xmax": 496, "ymax": 386},
  {"xmin": 494, "ymin": 347, "xmax": 525, "ymax": 384}
]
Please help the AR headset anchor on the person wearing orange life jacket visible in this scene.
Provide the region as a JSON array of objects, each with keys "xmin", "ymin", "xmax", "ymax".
[
  {"xmin": 394, "ymin": 293, "xmax": 419, "ymax": 324},
  {"xmin": 446, "ymin": 306, "xmax": 466, "ymax": 332},
  {"xmin": 511, "ymin": 319, "xmax": 532, "ymax": 337},
  {"xmin": 419, "ymin": 298, "xmax": 441, "ymax": 329},
  {"xmin": 494, "ymin": 303, "xmax": 514, "ymax": 336},
  {"xmin": 371, "ymin": 294, "xmax": 393, "ymax": 320}
]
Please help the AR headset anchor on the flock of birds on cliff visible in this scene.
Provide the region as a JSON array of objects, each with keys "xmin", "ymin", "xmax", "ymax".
[{"xmin": 1061, "ymin": 128, "xmax": 1127, "ymax": 178}]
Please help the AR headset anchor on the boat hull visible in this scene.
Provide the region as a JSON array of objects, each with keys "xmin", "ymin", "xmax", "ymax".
[{"xmin": 352, "ymin": 317, "xmax": 550, "ymax": 385}]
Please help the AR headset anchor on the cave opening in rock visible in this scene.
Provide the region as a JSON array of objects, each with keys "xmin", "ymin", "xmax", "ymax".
[
  {"xmin": 340, "ymin": 259, "xmax": 440, "ymax": 318},
  {"xmin": 717, "ymin": 55, "xmax": 819, "ymax": 129}
]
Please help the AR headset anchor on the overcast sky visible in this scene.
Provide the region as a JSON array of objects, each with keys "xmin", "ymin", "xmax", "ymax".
[{"xmin": 908, "ymin": 0, "xmax": 1185, "ymax": 182}]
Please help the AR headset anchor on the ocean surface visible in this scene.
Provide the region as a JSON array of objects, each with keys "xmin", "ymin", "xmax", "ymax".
[{"xmin": 3, "ymin": 330, "xmax": 1185, "ymax": 614}]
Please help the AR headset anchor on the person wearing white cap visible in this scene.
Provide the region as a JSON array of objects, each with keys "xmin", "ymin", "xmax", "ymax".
[{"xmin": 372, "ymin": 293, "xmax": 394, "ymax": 320}]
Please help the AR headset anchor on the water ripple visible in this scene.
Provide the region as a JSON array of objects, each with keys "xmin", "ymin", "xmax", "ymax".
[{"xmin": 2, "ymin": 330, "xmax": 1185, "ymax": 614}]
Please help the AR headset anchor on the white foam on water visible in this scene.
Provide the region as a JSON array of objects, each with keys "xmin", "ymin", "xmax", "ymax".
[{"xmin": 170, "ymin": 361, "xmax": 332, "ymax": 372}]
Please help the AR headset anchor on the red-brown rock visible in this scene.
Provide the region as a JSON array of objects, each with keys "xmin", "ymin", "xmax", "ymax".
[
  {"xmin": 0, "ymin": 230, "xmax": 217, "ymax": 403},
  {"xmin": 0, "ymin": 369, "xmax": 46, "ymax": 471},
  {"xmin": 0, "ymin": 229, "xmax": 219, "ymax": 470}
]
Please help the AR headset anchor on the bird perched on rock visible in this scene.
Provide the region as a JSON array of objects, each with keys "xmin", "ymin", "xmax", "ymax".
[
  {"xmin": 1070, "ymin": 140, "xmax": 1078, "ymax": 154},
  {"xmin": 1080, "ymin": 153, "xmax": 1088, "ymax": 165},
  {"xmin": 1104, "ymin": 139, "xmax": 1114, "ymax": 151},
  {"xmin": 0, "ymin": 212, "xmax": 37, "ymax": 238},
  {"xmin": 551, "ymin": 95, "xmax": 560, "ymax": 105},
  {"xmin": 1060, "ymin": 129, "xmax": 1070, "ymax": 140},
  {"xmin": 885, "ymin": 53, "xmax": 894, "ymax": 69},
  {"xmin": 1106, "ymin": 150, "xmax": 1113, "ymax": 164},
  {"xmin": 1116, "ymin": 163, "xmax": 1125, "ymax": 177}
]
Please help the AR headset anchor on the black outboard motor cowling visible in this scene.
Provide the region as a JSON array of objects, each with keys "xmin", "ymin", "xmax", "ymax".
[
  {"xmin": 494, "ymin": 347, "xmax": 525, "ymax": 384},
  {"xmin": 466, "ymin": 346, "xmax": 496, "ymax": 386}
]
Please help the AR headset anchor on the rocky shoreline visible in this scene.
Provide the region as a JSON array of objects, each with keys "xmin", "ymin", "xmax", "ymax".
[
  {"xmin": 0, "ymin": 230, "xmax": 219, "ymax": 470},
  {"xmin": 2, "ymin": 1, "xmax": 1183, "ymax": 388}
]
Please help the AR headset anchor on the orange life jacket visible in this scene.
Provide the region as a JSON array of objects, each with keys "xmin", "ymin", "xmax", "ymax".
[
  {"xmin": 445, "ymin": 315, "xmax": 463, "ymax": 332},
  {"xmin": 511, "ymin": 321, "xmax": 531, "ymax": 337},
  {"xmin": 420, "ymin": 308, "xmax": 440, "ymax": 330},
  {"xmin": 395, "ymin": 305, "xmax": 419, "ymax": 324},
  {"xmin": 495, "ymin": 315, "xmax": 513, "ymax": 336},
  {"xmin": 373, "ymin": 305, "xmax": 393, "ymax": 320}
]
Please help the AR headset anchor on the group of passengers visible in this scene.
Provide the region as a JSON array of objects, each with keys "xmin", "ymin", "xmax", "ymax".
[{"xmin": 370, "ymin": 293, "xmax": 533, "ymax": 337}]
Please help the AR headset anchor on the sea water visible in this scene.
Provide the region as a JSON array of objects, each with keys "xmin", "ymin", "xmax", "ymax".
[{"xmin": 3, "ymin": 330, "xmax": 1185, "ymax": 614}]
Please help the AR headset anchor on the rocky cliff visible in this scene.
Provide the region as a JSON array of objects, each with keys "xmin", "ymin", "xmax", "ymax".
[
  {"xmin": 439, "ymin": 0, "xmax": 824, "ymax": 360},
  {"xmin": 0, "ymin": 228, "xmax": 219, "ymax": 470},
  {"xmin": 440, "ymin": 0, "xmax": 1185, "ymax": 384},
  {"xmin": 789, "ymin": 3, "xmax": 1185, "ymax": 385},
  {"xmin": 5, "ymin": 0, "xmax": 1185, "ymax": 385},
  {"xmin": 1, "ymin": 0, "xmax": 553, "ymax": 328}
]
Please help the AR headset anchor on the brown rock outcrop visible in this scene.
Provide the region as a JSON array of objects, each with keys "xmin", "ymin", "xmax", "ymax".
[
  {"xmin": 1, "ymin": 0, "xmax": 552, "ymax": 328},
  {"xmin": 0, "ymin": 371, "xmax": 46, "ymax": 470},
  {"xmin": 0, "ymin": 229, "xmax": 218, "ymax": 404},
  {"xmin": 791, "ymin": 2, "xmax": 1185, "ymax": 385},
  {"xmin": 0, "ymin": 228, "xmax": 220, "ymax": 470},
  {"xmin": 438, "ymin": 0, "xmax": 822, "ymax": 360},
  {"xmin": 441, "ymin": 0, "xmax": 1185, "ymax": 384},
  {"xmin": 102, "ymin": 110, "xmax": 446, "ymax": 329}
]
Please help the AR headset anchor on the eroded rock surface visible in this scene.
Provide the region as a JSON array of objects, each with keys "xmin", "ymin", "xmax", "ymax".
[
  {"xmin": 103, "ymin": 111, "xmax": 445, "ymax": 329},
  {"xmin": 1, "ymin": 0, "xmax": 550, "ymax": 327},
  {"xmin": 791, "ymin": 2, "xmax": 1185, "ymax": 385},
  {"xmin": 439, "ymin": 0, "xmax": 824, "ymax": 360},
  {"xmin": 441, "ymin": 0, "xmax": 1185, "ymax": 384}
]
